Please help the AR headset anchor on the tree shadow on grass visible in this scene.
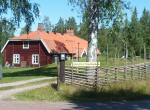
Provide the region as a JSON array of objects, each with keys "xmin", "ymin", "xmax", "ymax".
[
  {"xmin": 3, "ymin": 65, "xmax": 57, "ymax": 78},
  {"xmin": 60, "ymin": 85, "xmax": 150, "ymax": 110}
]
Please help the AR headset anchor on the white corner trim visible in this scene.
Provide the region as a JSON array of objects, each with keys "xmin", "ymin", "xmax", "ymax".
[
  {"xmin": 40, "ymin": 39, "xmax": 51, "ymax": 53},
  {"xmin": 80, "ymin": 48, "xmax": 87, "ymax": 57},
  {"xmin": 1, "ymin": 40, "xmax": 10, "ymax": 53}
]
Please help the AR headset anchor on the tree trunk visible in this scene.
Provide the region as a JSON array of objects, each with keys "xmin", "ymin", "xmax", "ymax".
[
  {"xmin": 86, "ymin": 0, "xmax": 99, "ymax": 62},
  {"xmin": 87, "ymin": 29, "xmax": 98, "ymax": 62}
]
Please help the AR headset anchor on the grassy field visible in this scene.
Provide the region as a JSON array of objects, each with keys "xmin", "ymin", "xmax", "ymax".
[
  {"xmin": 0, "ymin": 64, "xmax": 57, "ymax": 83},
  {"xmin": 66, "ymin": 55, "xmax": 147, "ymax": 67},
  {"xmin": 14, "ymin": 79, "xmax": 150, "ymax": 102}
]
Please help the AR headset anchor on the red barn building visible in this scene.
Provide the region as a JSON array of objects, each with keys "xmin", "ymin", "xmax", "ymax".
[{"xmin": 1, "ymin": 27, "xmax": 89, "ymax": 67}]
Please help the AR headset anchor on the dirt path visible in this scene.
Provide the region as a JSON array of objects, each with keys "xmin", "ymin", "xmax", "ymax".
[
  {"xmin": 0, "ymin": 83, "xmax": 51, "ymax": 99},
  {"xmin": 0, "ymin": 77, "xmax": 56, "ymax": 99},
  {"xmin": 0, "ymin": 100, "xmax": 150, "ymax": 110},
  {"xmin": 0, "ymin": 77, "xmax": 54, "ymax": 87}
]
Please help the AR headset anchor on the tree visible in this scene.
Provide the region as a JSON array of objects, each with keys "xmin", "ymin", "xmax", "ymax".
[
  {"xmin": 0, "ymin": 19, "xmax": 15, "ymax": 63},
  {"xmin": 140, "ymin": 8, "xmax": 150, "ymax": 48},
  {"xmin": 129, "ymin": 7, "xmax": 142, "ymax": 56},
  {"xmin": 53, "ymin": 17, "xmax": 65, "ymax": 34},
  {"xmin": 0, "ymin": 19, "xmax": 15, "ymax": 47},
  {"xmin": 42, "ymin": 16, "xmax": 53, "ymax": 32},
  {"xmin": 20, "ymin": 26, "xmax": 31, "ymax": 35},
  {"xmin": 65, "ymin": 17, "xmax": 77, "ymax": 34},
  {"xmin": 68, "ymin": 0, "xmax": 128, "ymax": 62},
  {"xmin": 0, "ymin": 0, "xmax": 39, "ymax": 33},
  {"xmin": 77, "ymin": 12, "xmax": 89, "ymax": 40}
]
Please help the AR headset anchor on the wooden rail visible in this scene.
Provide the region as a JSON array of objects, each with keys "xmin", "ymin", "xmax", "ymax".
[{"xmin": 65, "ymin": 63, "xmax": 150, "ymax": 88}]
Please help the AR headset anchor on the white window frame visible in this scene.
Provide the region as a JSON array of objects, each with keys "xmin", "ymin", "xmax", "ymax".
[
  {"xmin": 23, "ymin": 41, "xmax": 29, "ymax": 49},
  {"xmin": 32, "ymin": 54, "xmax": 39, "ymax": 64},
  {"xmin": 13, "ymin": 54, "xmax": 20, "ymax": 64}
]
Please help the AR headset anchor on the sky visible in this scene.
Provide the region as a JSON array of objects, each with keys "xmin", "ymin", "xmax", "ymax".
[{"xmin": 15, "ymin": 0, "xmax": 150, "ymax": 35}]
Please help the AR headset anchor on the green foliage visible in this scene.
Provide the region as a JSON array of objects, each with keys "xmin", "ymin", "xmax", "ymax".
[
  {"xmin": 52, "ymin": 17, "xmax": 78, "ymax": 35},
  {"xmin": 65, "ymin": 17, "xmax": 78, "ymax": 34},
  {"xmin": 53, "ymin": 17, "xmax": 66, "ymax": 34},
  {"xmin": 140, "ymin": 8, "xmax": 150, "ymax": 48},
  {"xmin": 42, "ymin": 16, "xmax": 53, "ymax": 32},
  {"xmin": 77, "ymin": 12, "xmax": 89, "ymax": 40},
  {"xmin": 20, "ymin": 26, "xmax": 31, "ymax": 35},
  {"xmin": 128, "ymin": 7, "xmax": 143, "ymax": 56},
  {"xmin": 0, "ymin": 0, "xmax": 39, "ymax": 32},
  {"xmin": 68, "ymin": 0, "xmax": 128, "ymax": 61},
  {"xmin": 0, "ymin": 19, "xmax": 15, "ymax": 55}
]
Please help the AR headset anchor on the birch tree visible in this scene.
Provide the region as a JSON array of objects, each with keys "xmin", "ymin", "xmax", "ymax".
[
  {"xmin": 69, "ymin": 0, "xmax": 128, "ymax": 62},
  {"xmin": 0, "ymin": 0, "xmax": 39, "ymax": 32}
]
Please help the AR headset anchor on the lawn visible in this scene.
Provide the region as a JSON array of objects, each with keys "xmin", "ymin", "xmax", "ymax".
[
  {"xmin": 0, "ymin": 64, "xmax": 57, "ymax": 83},
  {"xmin": 14, "ymin": 80, "xmax": 150, "ymax": 102}
]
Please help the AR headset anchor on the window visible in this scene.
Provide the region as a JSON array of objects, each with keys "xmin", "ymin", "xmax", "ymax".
[
  {"xmin": 13, "ymin": 54, "xmax": 20, "ymax": 64},
  {"xmin": 23, "ymin": 41, "xmax": 29, "ymax": 49},
  {"xmin": 32, "ymin": 54, "xmax": 39, "ymax": 64}
]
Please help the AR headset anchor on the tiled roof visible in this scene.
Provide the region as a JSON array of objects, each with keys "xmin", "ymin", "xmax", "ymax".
[{"xmin": 11, "ymin": 31, "xmax": 88, "ymax": 57}]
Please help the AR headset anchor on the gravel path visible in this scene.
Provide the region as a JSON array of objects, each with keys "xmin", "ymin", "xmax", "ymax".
[
  {"xmin": 0, "ymin": 83, "xmax": 50, "ymax": 99},
  {"xmin": 0, "ymin": 100, "xmax": 150, "ymax": 110},
  {"xmin": 0, "ymin": 77, "xmax": 53, "ymax": 88}
]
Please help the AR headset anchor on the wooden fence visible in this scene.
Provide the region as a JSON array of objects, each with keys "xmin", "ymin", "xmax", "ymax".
[{"xmin": 65, "ymin": 63, "xmax": 150, "ymax": 88}]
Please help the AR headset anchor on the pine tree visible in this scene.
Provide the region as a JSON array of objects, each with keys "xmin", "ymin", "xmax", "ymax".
[
  {"xmin": 140, "ymin": 8, "xmax": 150, "ymax": 48},
  {"xmin": 65, "ymin": 17, "xmax": 77, "ymax": 34},
  {"xmin": 129, "ymin": 7, "xmax": 142, "ymax": 56},
  {"xmin": 42, "ymin": 16, "xmax": 53, "ymax": 32},
  {"xmin": 53, "ymin": 17, "xmax": 65, "ymax": 34}
]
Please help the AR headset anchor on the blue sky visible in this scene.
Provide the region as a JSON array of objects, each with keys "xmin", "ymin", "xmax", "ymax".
[{"xmin": 15, "ymin": 0, "xmax": 150, "ymax": 35}]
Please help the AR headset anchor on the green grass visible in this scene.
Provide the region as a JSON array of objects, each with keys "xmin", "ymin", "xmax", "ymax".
[
  {"xmin": 66, "ymin": 56, "xmax": 147, "ymax": 67},
  {"xmin": 14, "ymin": 80, "xmax": 150, "ymax": 102},
  {"xmin": 0, "ymin": 64, "xmax": 57, "ymax": 83}
]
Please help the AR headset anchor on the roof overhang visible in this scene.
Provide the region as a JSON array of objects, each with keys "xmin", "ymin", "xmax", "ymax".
[
  {"xmin": 40, "ymin": 39, "xmax": 51, "ymax": 53},
  {"xmin": 1, "ymin": 39, "xmax": 51, "ymax": 54},
  {"xmin": 80, "ymin": 48, "xmax": 87, "ymax": 57},
  {"xmin": 1, "ymin": 40, "xmax": 10, "ymax": 53}
]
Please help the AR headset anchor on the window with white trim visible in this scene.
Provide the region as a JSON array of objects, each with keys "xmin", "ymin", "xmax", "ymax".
[
  {"xmin": 13, "ymin": 54, "xmax": 20, "ymax": 64},
  {"xmin": 23, "ymin": 41, "xmax": 29, "ymax": 49},
  {"xmin": 32, "ymin": 54, "xmax": 39, "ymax": 64}
]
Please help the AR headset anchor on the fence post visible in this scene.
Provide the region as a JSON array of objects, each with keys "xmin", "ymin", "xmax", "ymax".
[
  {"xmin": 138, "ymin": 65, "xmax": 141, "ymax": 80},
  {"xmin": 124, "ymin": 67, "xmax": 127, "ymax": 81},
  {"xmin": 105, "ymin": 68, "xmax": 109, "ymax": 84},
  {"xmin": 115, "ymin": 67, "xmax": 117, "ymax": 82},
  {"xmin": 71, "ymin": 65, "xmax": 73, "ymax": 84},
  {"xmin": 94, "ymin": 67, "xmax": 98, "ymax": 90},
  {"xmin": 131, "ymin": 66, "xmax": 133, "ymax": 80},
  {"xmin": 144, "ymin": 64, "xmax": 147, "ymax": 80}
]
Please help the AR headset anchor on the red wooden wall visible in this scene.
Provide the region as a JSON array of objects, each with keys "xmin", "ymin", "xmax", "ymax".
[{"xmin": 3, "ymin": 41, "xmax": 52, "ymax": 67}]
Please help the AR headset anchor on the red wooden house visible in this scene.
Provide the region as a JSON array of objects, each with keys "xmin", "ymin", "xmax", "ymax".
[{"xmin": 1, "ymin": 26, "xmax": 89, "ymax": 67}]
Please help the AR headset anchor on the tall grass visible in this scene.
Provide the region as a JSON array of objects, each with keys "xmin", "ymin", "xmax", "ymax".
[
  {"xmin": 15, "ymin": 80, "xmax": 150, "ymax": 102},
  {"xmin": 66, "ymin": 55, "xmax": 146, "ymax": 67}
]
